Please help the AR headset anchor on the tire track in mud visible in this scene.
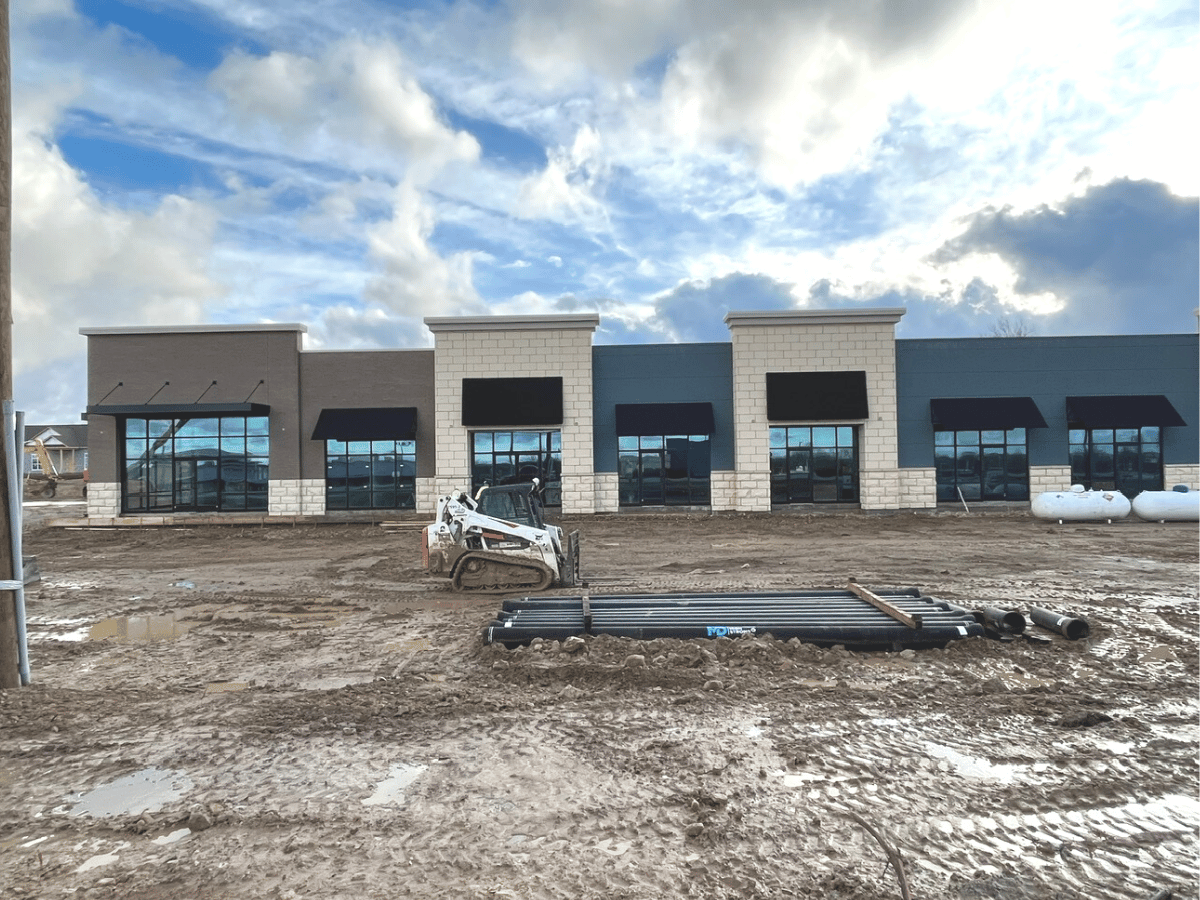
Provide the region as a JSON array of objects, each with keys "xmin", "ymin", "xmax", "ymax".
[{"xmin": 756, "ymin": 705, "xmax": 1198, "ymax": 899}]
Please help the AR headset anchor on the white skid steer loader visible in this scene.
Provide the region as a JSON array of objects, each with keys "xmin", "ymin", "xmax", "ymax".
[{"xmin": 423, "ymin": 479, "xmax": 580, "ymax": 594}]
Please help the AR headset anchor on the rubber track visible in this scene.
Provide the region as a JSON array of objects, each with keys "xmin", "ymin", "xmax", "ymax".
[{"xmin": 451, "ymin": 551, "xmax": 555, "ymax": 594}]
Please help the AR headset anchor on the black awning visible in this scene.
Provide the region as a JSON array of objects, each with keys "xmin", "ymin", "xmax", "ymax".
[
  {"xmin": 615, "ymin": 402, "xmax": 715, "ymax": 436},
  {"xmin": 311, "ymin": 407, "xmax": 418, "ymax": 441},
  {"xmin": 87, "ymin": 402, "xmax": 270, "ymax": 417},
  {"xmin": 1066, "ymin": 395, "xmax": 1187, "ymax": 429},
  {"xmin": 766, "ymin": 371, "xmax": 868, "ymax": 422},
  {"xmin": 462, "ymin": 377, "xmax": 563, "ymax": 427},
  {"xmin": 930, "ymin": 397, "xmax": 1048, "ymax": 430}
]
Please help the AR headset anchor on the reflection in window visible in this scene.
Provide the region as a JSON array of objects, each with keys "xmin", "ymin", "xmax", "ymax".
[
  {"xmin": 325, "ymin": 440, "xmax": 416, "ymax": 510},
  {"xmin": 935, "ymin": 429, "xmax": 1028, "ymax": 502},
  {"xmin": 770, "ymin": 426, "xmax": 857, "ymax": 503},
  {"xmin": 471, "ymin": 431, "xmax": 561, "ymax": 506},
  {"xmin": 1069, "ymin": 426, "xmax": 1161, "ymax": 497},
  {"xmin": 123, "ymin": 416, "xmax": 269, "ymax": 513},
  {"xmin": 618, "ymin": 434, "xmax": 711, "ymax": 506}
]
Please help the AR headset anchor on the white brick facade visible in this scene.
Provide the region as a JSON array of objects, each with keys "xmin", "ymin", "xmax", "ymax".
[
  {"xmin": 425, "ymin": 315, "xmax": 599, "ymax": 516},
  {"xmin": 594, "ymin": 473, "xmax": 619, "ymax": 512},
  {"xmin": 415, "ymin": 477, "xmax": 442, "ymax": 515},
  {"xmin": 1164, "ymin": 464, "xmax": 1200, "ymax": 490},
  {"xmin": 86, "ymin": 482, "xmax": 121, "ymax": 518},
  {"xmin": 1029, "ymin": 465, "xmax": 1073, "ymax": 494},
  {"xmin": 269, "ymin": 479, "xmax": 326, "ymax": 516},
  {"xmin": 709, "ymin": 471, "xmax": 739, "ymax": 511},
  {"xmin": 725, "ymin": 309, "xmax": 906, "ymax": 512},
  {"xmin": 897, "ymin": 468, "xmax": 937, "ymax": 509}
]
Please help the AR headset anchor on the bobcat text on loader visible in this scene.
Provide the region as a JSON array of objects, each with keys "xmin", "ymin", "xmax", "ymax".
[{"xmin": 423, "ymin": 479, "xmax": 581, "ymax": 594}]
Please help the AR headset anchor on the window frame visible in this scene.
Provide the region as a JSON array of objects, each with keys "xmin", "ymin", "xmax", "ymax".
[
  {"xmin": 470, "ymin": 430, "xmax": 562, "ymax": 507},
  {"xmin": 769, "ymin": 425, "xmax": 859, "ymax": 504},
  {"xmin": 1069, "ymin": 426, "xmax": 1162, "ymax": 497},
  {"xmin": 934, "ymin": 427, "xmax": 1029, "ymax": 503},
  {"xmin": 618, "ymin": 433, "xmax": 712, "ymax": 506},
  {"xmin": 121, "ymin": 415, "xmax": 269, "ymax": 514},
  {"xmin": 324, "ymin": 438, "xmax": 417, "ymax": 511}
]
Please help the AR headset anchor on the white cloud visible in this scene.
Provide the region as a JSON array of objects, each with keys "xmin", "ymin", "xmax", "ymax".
[
  {"xmin": 362, "ymin": 181, "xmax": 484, "ymax": 317},
  {"xmin": 307, "ymin": 304, "xmax": 432, "ymax": 351},
  {"xmin": 517, "ymin": 125, "xmax": 610, "ymax": 229},
  {"xmin": 12, "ymin": 0, "xmax": 74, "ymax": 26},
  {"xmin": 11, "ymin": 90, "xmax": 221, "ymax": 383},
  {"xmin": 510, "ymin": 0, "xmax": 682, "ymax": 83},
  {"xmin": 7, "ymin": 0, "xmax": 1195, "ymax": 425},
  {"xmin": 210, "ymin": 37, "xmax": 480, "ymax": 181}
]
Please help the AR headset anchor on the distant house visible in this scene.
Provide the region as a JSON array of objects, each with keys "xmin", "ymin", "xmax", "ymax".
[{"xmin": 24, "ymin": 425, "xmax": 89, "ymax": 476}]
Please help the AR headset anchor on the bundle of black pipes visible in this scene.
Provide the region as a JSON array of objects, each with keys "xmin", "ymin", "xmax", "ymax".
[{"xmin": 483, "ymin": 587, "xmax": 985, "ymax": 650}]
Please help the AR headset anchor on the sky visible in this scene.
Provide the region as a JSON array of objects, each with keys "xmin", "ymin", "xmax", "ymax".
[{"xmin": 9, "ymin": 0, "xmax": 1199, "ymax": 423}]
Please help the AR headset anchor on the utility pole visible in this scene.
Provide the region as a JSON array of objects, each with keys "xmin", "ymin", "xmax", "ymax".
[{"xmin": 0, "ymin": 0, "xmax": 20, "ymax": 689}]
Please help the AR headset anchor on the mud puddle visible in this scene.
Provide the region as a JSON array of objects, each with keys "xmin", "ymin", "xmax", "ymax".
[{"xmin": 65, "ymin": 768, "xmax": 193, "ymax": 818}]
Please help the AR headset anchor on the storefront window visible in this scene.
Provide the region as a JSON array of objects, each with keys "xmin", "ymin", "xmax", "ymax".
[
  {"xmin": 770, "ymin": 426, "xmax": 857, "ymax": 503},
  {"xmin": 123, "ymin": 416, "xmax": 268, "ymax": 513},
  {"xmin": 325, "ymin": 440, "xmax": 416, "ymax": 510},
  {"xmin": 935, "ymin": 428, "xmax": 1029, "ymax": 502},
  {"xmin": 1069, "ymin": 427, "xmax": 1161, "ymax": 496},
  {"xmin": 618, "ymin": 434, "xmax": 711, "ymax": 505},
  {"xmin": 471, "ymin": 431, "xmax": 561, "ymax": 506}
]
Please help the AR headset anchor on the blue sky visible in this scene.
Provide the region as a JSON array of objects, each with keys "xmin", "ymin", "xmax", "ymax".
[{"xmin": 10, "ymin": 0, "xmax": 1199, "ymax": 422}]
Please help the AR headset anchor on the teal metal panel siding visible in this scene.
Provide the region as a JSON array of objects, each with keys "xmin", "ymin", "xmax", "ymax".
[
  {"xmin": 592, "ymin": 344, "xmax": 735, "ymax": 473},
  {"xmin": 896, "ymin": 334, "xmax": 1199, "ymax": 469}
]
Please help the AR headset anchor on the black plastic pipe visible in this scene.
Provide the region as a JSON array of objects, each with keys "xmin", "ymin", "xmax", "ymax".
[
  {"xmin": 1029, "ymin": 606, "xmax": 1090, "ymax": 640},
  {"xmin": 484, "ymin": 620, "xmax": 982, "ymax": 649},
  {"xmin": 977, "ymin": 608, "xmax": 1026, "ymax": 634},
  {"xmin": 501, "ymin": 588, "xmax": 925, "ymax": 611},
  {"xmin": 484, "ymin": 588, "xmax": 986, "ymax": 649}
]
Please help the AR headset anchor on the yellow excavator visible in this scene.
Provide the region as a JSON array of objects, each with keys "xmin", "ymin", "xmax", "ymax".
[{"xmin": 24, "ymin": 439, "xmax": 86, "ymax": 499}]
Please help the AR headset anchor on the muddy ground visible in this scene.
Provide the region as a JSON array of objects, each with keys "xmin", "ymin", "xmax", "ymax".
[{"xmin": 1, "ymin": 505, "xmax": 1196, "ymax": 899}]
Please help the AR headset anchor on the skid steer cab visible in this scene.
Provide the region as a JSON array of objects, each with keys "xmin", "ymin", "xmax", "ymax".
[{"xmin": 423, "ymin": 479, "xmax": 581, "ymax": 594}]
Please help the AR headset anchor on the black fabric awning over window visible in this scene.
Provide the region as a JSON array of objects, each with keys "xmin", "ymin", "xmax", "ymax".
[
  {"xmin": 1066, "ymin": 395, "xmax": 1187, "ymax": 429},
  {"xmin": 462, "ymin": 377, "xmax": 563, "ymax": 427},
  {"xmin": 615, "ymin": 402, "xmax": 715, "ymax": 436},
  {"xmin": 766, "ymin": 371, "xmax": 868, "ymax": 422},
  {"xmin": 87, "ymin": 402, "xmax": 270, "ymax": 417},
  {"xmin": 930, "ymin": 397, "xmax": 1048, "ymax": 431},
  {"xmin": 311, "ymin": 407, "xmax": 417, "ymax": 441}
]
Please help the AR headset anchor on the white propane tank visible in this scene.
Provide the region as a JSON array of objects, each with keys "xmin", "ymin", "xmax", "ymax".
[
  {"xmin": 1031, "ymin": 484, "xmax": 1132, "ymax": 523},
  {"xmin": 1131, "ymin": 487, "xmax": 1200, "ymax": 522}
]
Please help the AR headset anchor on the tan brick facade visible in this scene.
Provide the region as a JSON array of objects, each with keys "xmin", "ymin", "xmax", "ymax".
[
  {"xmin": 897, "ymin": 468, "xmax": 937, "ymax": 509},
  {"xmin": 725, "ymin": 309, "xmax": 906, "ymax": 512},
  {"xmin": 1164, "ymin": 464, "xmax": 1200, "ymax": 491},
  {"xmin": 269, "ymin": 479, "xmax": 326, "ymax": 516},
  {"xmin": 425, "ymin": 315, "xmax": 599, "ymax": 515},
  {"xmin": 1029, "ymin": 465, "xmax": 1074, "ymax": 494}
]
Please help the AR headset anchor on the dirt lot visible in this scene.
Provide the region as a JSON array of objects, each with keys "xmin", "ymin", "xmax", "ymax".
[{"xmin": 1, "ymin": 505, "xmax": 1196, "ymax": 899}]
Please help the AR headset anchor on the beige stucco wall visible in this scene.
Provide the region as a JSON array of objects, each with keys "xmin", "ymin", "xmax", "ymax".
[
  {"xmin": 725, "ymin": 309, "xmax": 906, "ymax": 512},
  {"xmin": 425, "ymin": 315, "xmax": 600, "ymax": 514}
]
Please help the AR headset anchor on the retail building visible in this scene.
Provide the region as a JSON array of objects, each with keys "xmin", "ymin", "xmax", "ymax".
[{"xmin": 80, "ymin": 309, "xmax": 1198, "ymax": 521}]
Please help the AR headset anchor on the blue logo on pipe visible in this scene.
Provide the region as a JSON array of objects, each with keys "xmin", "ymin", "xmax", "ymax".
[{"xmin": 706, "ymin": 626, "xmax": 757, "ymax": 637}]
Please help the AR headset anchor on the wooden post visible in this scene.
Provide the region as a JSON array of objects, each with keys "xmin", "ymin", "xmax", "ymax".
[{"xmin": 847, "ymin": 578, "xmax": 922, "ymax": 629}]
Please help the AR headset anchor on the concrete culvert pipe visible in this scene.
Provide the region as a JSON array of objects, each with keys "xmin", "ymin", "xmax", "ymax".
[{"xmin": 1029, "ymin": 606, "xmax": 1090, "ymax": 640}]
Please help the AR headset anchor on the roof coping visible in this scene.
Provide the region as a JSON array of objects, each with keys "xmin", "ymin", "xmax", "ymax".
[
  {"xmin": 724, "ymin": 308, "xmax": 906, "ymax": 327},
  {"xmin": 80, "ymin": 323, "xmax": 308, "ymax": 336},
  {"xmin": 424, "ymin": 314, "xmax": 600, "ymax": 333}
]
